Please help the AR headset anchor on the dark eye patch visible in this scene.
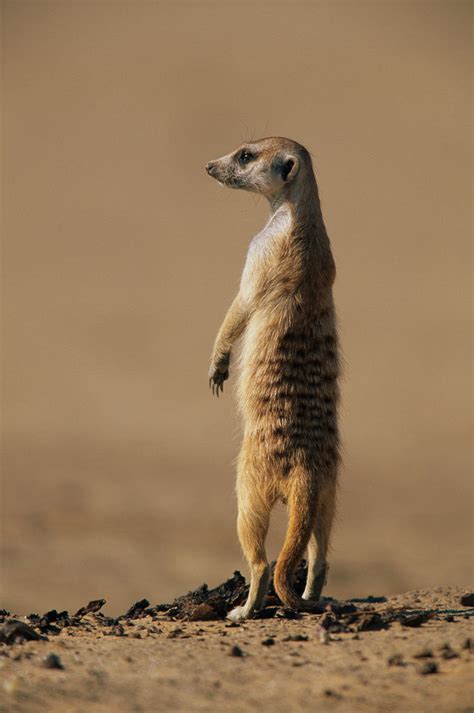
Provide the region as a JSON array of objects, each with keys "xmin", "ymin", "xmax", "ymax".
[{"xmin": 237, "ymin": 149, "xmax": 256, "ymax": 165}]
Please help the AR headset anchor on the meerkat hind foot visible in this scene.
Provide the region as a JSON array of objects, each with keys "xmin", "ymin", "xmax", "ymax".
[
  {"xmin": 226, "ymin": 605, "xmax": 256, "ymax": 622},
  {"xmin": 302, "ymin": 590, "xmax": 322, "ymax": 602}
]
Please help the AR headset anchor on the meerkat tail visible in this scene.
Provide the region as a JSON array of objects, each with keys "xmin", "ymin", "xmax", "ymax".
[{"xmin": 273, "ymin": 471, "xmax": 325, "ymax": 613}]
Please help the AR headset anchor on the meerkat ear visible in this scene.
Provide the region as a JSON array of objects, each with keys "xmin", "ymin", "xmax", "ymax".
[{"xmin": 276, "ymin": 154, "xmax": 299, "ymax": 182}]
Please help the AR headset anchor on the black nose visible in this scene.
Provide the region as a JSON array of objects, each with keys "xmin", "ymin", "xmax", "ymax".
[{"xmin": 206, "ymin": 161, "xmax": 216, "ymax": 175}]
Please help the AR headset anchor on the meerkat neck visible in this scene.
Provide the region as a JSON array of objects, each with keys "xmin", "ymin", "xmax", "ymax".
[{"xmin": 269, "ymin": 170, "xmax": 321, "ymax": 221}]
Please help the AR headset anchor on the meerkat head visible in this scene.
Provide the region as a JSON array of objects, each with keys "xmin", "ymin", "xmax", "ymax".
[{"xmin": 205, "ymin": 137, "xmax": 313, "ymax": 200}]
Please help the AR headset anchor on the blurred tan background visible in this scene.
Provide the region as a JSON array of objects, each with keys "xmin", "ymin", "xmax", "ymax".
[{"xmin": 1, "ymin": 1, "xmax": 472, "ymax": 615}]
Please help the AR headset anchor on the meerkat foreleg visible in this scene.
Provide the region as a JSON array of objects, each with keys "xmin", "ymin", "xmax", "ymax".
[
  {"xmin": 302, "ymin": 481, "xmax": 336, "ymax": 601},
  {"xmin": 209, "ymin": 293, "xmax": 248, "ymax": 395}
]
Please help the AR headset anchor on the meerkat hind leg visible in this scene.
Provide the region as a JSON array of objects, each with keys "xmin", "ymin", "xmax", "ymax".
[
  {"xmin": 302, "ymin": 529, "xmax": 329, "ymax": 601},
  {"xmin": 227, "ymin": 489, "xmax": 271, "ymax": 621},
  {"xmin": 302, "ymin": 482, "xmax": 336, "ymax": 601}
]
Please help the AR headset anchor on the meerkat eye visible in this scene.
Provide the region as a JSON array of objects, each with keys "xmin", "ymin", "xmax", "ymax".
[{"xmin": 238, "ymin": 150, "xmax": 255, "ymax": 165}]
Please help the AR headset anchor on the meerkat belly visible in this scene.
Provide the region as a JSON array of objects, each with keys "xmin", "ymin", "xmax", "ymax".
[{"xmin": 239, "ymin": 306, "xmax": 340, "ymax": 474}]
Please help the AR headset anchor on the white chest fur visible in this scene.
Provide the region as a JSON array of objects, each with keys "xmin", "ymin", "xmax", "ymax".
[{"xmin": 240, "ymin": 206, "xmax": 292, "ymax": 304}]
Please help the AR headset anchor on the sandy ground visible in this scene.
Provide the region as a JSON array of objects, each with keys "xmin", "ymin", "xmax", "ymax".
[{"xmin": 1, "ymin": 586, "xmax": 473, "ymax": 713}]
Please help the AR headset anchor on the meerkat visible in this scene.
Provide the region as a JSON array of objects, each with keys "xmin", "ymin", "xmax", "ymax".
[{"xmin": 206, "ymin": 137, "xmax": 340, "ymax": 621}]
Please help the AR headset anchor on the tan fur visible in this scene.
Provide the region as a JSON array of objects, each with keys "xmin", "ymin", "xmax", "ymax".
[{"xmin": 206, "ymin": 137, "xmax": 340, "ymax": 620}]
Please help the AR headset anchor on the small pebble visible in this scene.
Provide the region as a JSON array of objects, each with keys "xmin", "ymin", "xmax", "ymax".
[
  {"xmin": 419, "ymin": 661, "xmax": 438, "ymax": 675},
  {"xmin": 43, "ymin": 653, "xmax": 64, "ymax": 670},
  {"xmin": 167, "ymin": 628, "xmax": 183, "ymax": 639},
  {"xmin": 462, "ymin": 638, "xmax": 472, "ymax": 650},
  {"xmin": 229, "ymin": 645, "xmax": 244, "ymax": 657},
  {"xmin": 413, "ymin": 648, "xmax": 433, "ymax": 659},
  {"xmin": 261, "ymin": 638, "xmax": 275, "ymax": 646},
  {"xmin": 323, "ymin": 689, "xmax": 341, "ymax": 699},
  {"xmin": 388, "ymin": 654, "xmax": 405, "ymax": 666},
  {"xmin": 459, "ymin": 593, "xmax": 474, "ymax": 607}
]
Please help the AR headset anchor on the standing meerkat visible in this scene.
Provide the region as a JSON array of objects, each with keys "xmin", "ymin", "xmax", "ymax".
[{"xmin": 206, "ymin": 137, "xmax": 340, "ymax": 621}]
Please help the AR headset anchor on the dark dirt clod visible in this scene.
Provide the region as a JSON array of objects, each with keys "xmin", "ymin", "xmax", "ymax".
[
  {"xmin": 229, "ymin": 645, "xmax": 245, "ymax": 657},
  {"xmin": 413, "ymin": 648, "xmax": 433, "ymax": 659},
  {"xmin": 462, "ymin": 638, "xmax": 472, "ymax": 650},
  {"xmin": 254, "ymin": 607, "xmax": 278, "ymax": 619},
  {"xmin": 110, "ymin": 624, "xmax": 125, "ymax": 637},
  {"xmin": 318, "ymin": 612, "xmax": 337, "ymax": 630},
  {"xmin": 275, "ymin": 607, "xmax": 303, "ymax": 620},
  {"xmin": 96, "ymin": 615, "xmax": 115, "ymax": 626},
  {"xmin": 75, "ymin": 599, "xmax": 106, "ymax": 619},
  {"xmin": 419, "ymin": 661, "xmax": 438, "ymax": 675},
  {"xmin": 28, "ymin": 609, "xmax": 72, "ymax": 634},
  {"xmin": 328, "ymin": 611, "xmax": 388, "ymax": 633},
  {"xmin": 283, "ymin": 634, "xmax": 309, "ymax": 642},
  {"xmin": 398, "ymin": 612, "xmax": 434, "ymax": 628},
  {"xmin": 0, "ymin": 619, "xmax": 46, "ymax": 645},
  {"xmin": 459, "ymin": 593, "xmax": 474, "ymax": 607},
  {"xmin": 167, "ymin": 627, "xmax": 184, "ymax": 639},
  {"xmin": 387, "ymin": 654, "xmax": 405, "ymax": 666},
  {"xmin": 43, "ymin": 653, "xmax": 64, "ymax": 670},
  {"xmin": 261, "ymin": 638, "xmax": 275, "ymax": 646},
  {"xmin": 122, "ymin": 599, "xmax": 150, "ymax": 620},
  {"xmin": 184, "ymin": 603, "xmax": 218, "ymax": 621},
  {"xmin": 325, "ymin": 601, "xmax": 358, "ymax": 615},
  {"xmin": 440, "ymin": 644, "xmax": 459, "ymax": 660},
  {"xmin": 164, "ymin": 571, "xmax": 248, "ymax": 621}
]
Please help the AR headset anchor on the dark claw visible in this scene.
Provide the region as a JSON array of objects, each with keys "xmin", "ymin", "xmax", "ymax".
[{"xmin": 209, "ymin": 365, "xmax": 229, "ymax": 397}]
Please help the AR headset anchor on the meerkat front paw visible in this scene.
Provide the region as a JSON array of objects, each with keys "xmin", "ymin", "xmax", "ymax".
[
  {"xmin": 209, "ymin": 353, "xmax": 230, "ymax": 396},
  {"xmin": 226, "ymin": 605, "xmax": 254, "ymax": 621}
]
